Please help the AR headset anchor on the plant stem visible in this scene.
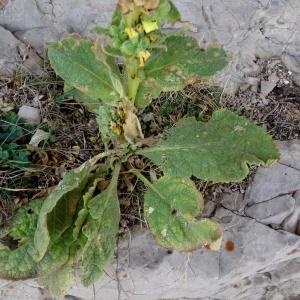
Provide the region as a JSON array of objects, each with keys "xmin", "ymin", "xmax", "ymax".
[{"xmin": 129, "ymin": 169, "xmax": 163, "ymax": 197}]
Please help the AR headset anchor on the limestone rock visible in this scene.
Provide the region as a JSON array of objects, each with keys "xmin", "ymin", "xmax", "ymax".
[
  {"xmin": 221, "ymin": 191, "xmax": 245, "ymax": 212},
  {"xmin": 0, "ymin": 26, "xmax": 24, "ymax": 76},
  {"xmin": 245, "ymin": 164, "xmax": 300, "ymax": 205},
  {"xmin": 245, "ymin": 195, "xmax": 295, "ymax": 225},
  {"xmin": 278, "ymin": 140, "xmax": 300, "ymax": 170},
  {"xmin": 283, "ymin": 191, "xmax": 300, "ymax": 234}
]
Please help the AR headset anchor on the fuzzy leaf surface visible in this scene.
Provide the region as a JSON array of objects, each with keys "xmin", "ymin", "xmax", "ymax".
[
  {"xmin": 0, "ymin": 202, "xmax": 72, "ymax": 280},
  {"xmin": 81, "ymin": 165, "xmax": 121, "ymax": 286},
  {"xmin": 139, "ymin": 109, "xmax": 279, "ymax": 182},
  {"xmin": 34, "ymin": 162, "xmax": 91, "ymax": 261},
  {"xmin": 135, "ymin": 35, "xmax": 227, "ymax": 108},
  {"xmin": 48, "ymin": 37, "xmax": 120, "ymax": 104},
  {"xmin": 144, "ymin": 176, "xmax": 222, "ymax": 251}
]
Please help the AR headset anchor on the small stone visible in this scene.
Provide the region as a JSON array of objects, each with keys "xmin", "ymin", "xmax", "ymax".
[
  {"xmin": 18, "ymin": 105, "xmax": 41, "ymax": 124},
  {"xmin": 260, "ymin": 73, "xmax": 278, "ymax": 97},
  {"xmin": 29, "ymin": 129, "xmax": 50, "ymax": 147},
  {"xmin": 245, "ymin": 195, "xmax": 295, "ymax": 225}
]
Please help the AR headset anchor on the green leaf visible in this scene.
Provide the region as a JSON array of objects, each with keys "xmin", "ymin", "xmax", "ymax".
[
  {"xmin": 92, "ymin": 42, "xmax": 125, "ymax": 99},
  {"xmin": 34, "ymin": 162, "xmax": 92, "ymax": 261},
  {"xmin": 0, "ymin": 202, "xmax": 72, "ymax": 280},
  {"xmin": 73, "ymin": 177, "xmax": 103, "ymax": 240},
  {"xmin": 135, "ymin": 35, "xmax": 227, "ymax": 108},
  {"xmin": 0, "ymin": 201, "xmax": 42, "ymax": 279},
  {"xmin": 0, "ymin": 243, "xmax": 37, "ymax": 279},
  {"xmin": 144, "ymin": 176, "xmax": 222, "ymax": 251},
  {"xmin": 64, "ymin": 83, "xmax": 99, "ymax": 113},
  {"xmin": 38, "ymin": 261, "xmax": 74, "ymax": 298},
  {"xmin": 48, "ymin": 37, "xmax": 120, "ymax": 104},
  {"xmin": 139, "ymin": 109, "xmax": 279, "ymax": 183},
  {"xmin": 10, "ymin": 200, "xmax": 43, "ymax": 241},
  {"xmin": 81, "ymin": 164, "xmax": 121, "ymax": 286}
]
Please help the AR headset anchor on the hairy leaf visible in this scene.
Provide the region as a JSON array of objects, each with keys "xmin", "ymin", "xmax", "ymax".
[
  {"xmin": 0, "ymin": 202, "xmax": 72, "ymax": 280},
  {"xmin": 135, "ymin": 35, "xmax": 227, "ymax": 108},
  {"xmin": 139, "ymin": 109, "xmax": 279, "ymax": 182},
  {"xmin": 81, "ymin": 164, "xmax": 121, "ymax": 286},
  {"xmin": 73, "ymin": 177, "xmax": 103, "ymax": 240},
  {"xmin": 144, "ymin": 176, "xmax": 222, "ymax": 251},
  {"xmin": 34, "ymin": 162, "xmax": 91, "ymax": 261},
  {"xmin": 64, "ymin": 83, "xmax": 99, "ymax": 113},
  {"xmin": 38, "ymin": 261, "xmax": 74, "ymax": 297},
  {"xmin": 48, "ymin": 37, "xmax": 120, "ymax": 104}
]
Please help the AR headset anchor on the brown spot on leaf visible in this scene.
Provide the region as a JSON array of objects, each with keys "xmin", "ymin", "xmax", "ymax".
[{"xmin": 225, "ymin": 240, "xmax": 235, "ymax": 252}]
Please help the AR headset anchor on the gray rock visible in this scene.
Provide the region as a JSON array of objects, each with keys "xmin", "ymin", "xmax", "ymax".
[
  {"xmin": 283, "ymin": 191, "xmax": 300, "ymax": 234},
  {"xmin": 202, "ymin": 200, "xmax": 216, "ymax": 218},
  {"xmin": 278, "ymin": 140, "xmax": 300, "ymax": 170},
  {"xmin": 0, "ymin": 26, "xmax": 24, "ymax": 76},
  {"xmin": 245, "ymin": 164, "xmax": 300, "ymax": 205},
  {"xmin": 221, "ymin": 191, "xmax": 246, "ymax": 212},
  {"xmin": 245, "ymin": 195, "xmax": 295, "ymax": 225},
  {"xmin": 18, "ymin": 105, "xmax": 41, "ymax": 124}
]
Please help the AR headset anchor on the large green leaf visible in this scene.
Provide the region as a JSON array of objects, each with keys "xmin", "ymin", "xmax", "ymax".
[
  {"xmin": 34, "ymin": 162, "xmax": 92, "ymax": 261},
  {"xmin": 48, "ymin": 37, "xmax": 120, "ymax": 104},
  {"xmin": 0, "ymin": 202, "xmax": 72, "ymax": 280},
  {"xmin": 135, "ymin": 35, "xmax": 228, "ymax": 108},
  {"xmin": 81, "ymin": 164, "xmax": 121, "ymax": 286},
  {"xmin": 139, "ymin": 109, "xmax": 279, "ymax": 183},
  {"xmin": 144, "ymin": 176, "xmax": 222, "ymax": 251}
]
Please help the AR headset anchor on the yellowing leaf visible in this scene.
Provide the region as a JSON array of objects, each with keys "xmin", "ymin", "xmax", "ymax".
[{"xmin": 142, "ymin": 20, "xmax": 159, "ymax": 33}]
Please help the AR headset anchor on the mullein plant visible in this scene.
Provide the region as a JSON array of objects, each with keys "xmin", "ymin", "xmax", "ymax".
[{"xmin": 0, "ymin": 0, "xmax": 279, "ymax": 296}]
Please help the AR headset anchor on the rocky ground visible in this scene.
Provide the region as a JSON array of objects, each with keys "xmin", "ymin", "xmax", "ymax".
[{"xmin": 0, "ymin": 0, "xmax": 300, "ymax": 299}]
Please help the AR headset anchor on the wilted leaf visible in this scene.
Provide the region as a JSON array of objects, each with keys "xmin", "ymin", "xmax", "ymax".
[
  {"xmin": 34, "ymin": 162, "xmax": 92, "ymax": 261},
  {"xmin": 123, "ymin": 111, "xmax": 144, "ymax": 144},
  {"xmin": 81, "ymin": 164, "xmax": 121, "ymax": 286},
  {"xmin": 139, "ymin": 109, "xmax": 279, "ymax": 182},
  {"xmin": 48, "ymin": 37, "xmax": 120, "ymax": 104},
  {"xmin": 144, "ymin": 176, "xmax": 222, "ymax": 251},
  {"xmin": 135, "ymin": 35, "xmax": 227, "ymax": 108}
]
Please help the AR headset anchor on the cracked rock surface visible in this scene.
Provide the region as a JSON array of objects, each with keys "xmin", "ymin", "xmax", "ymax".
[
  {"xmin": 1, "ymin": 141, "xmax": 300, "ymax": 299},
  {"xmin": 0, "ymin": 0, "xmax": 300, "ymax": 92}
]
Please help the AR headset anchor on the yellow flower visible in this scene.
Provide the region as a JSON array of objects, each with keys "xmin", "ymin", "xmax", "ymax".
[
  {"xmin": 139, "ymin": 50, "xmax": 151, "ymax": 67},
  {"xmin": 125, "ymin": 27, "xmax": 138, "ymax": 39},
  {"xmin": 142, "ymin": 20, "xmax": 158, "ymax": 33}
]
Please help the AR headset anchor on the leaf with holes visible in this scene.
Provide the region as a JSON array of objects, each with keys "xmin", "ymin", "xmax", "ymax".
[
  {"xmin": 0, "ymin": 201, "xmax": 73, "ymax": 280},
  {"xmin": 144, "ymin": 176, "xmax": 222, "ymax": 251},
  {"xmin": 139, "ymin": 109, "xmax": 279, "ymax": 182}
]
